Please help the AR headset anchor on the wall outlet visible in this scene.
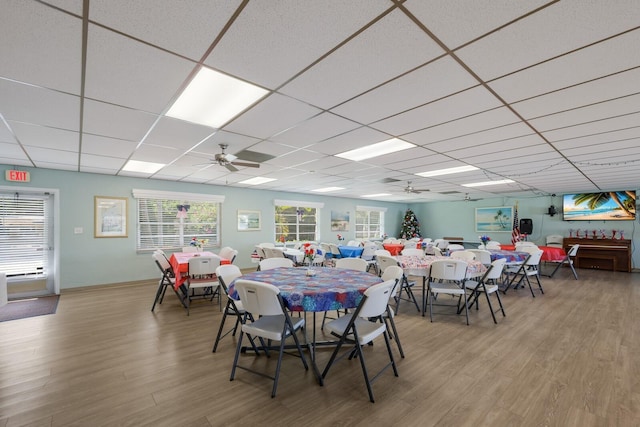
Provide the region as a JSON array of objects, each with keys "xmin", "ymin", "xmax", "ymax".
[{"xmin": 74, "ymin": 227, "xmax": 83, "ymax": 234}]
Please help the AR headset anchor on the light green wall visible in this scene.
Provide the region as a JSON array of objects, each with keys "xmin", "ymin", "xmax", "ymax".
[
  {"xmin": 1, "ymin": 165, "xmax": 407, "ymax": 289},
  {"xmin": 410, "ymin": 194, "xmax": 639, "ymax": 269}
]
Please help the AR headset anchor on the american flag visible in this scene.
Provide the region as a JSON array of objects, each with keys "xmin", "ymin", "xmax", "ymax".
[{"xmin": 511, "ymin": 204, "xmax": 521, "ymax": 245}]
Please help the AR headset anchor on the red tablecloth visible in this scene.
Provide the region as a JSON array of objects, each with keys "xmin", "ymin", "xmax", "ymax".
[
  {"xmin": 500, "ymin": 245, "xmax": 566, "ymax": 262},
  {"xmin": 169, "ymin": 252, "xmax": 230, "ymax": 290},
  {"xmin": 383, "ymin": 243, "xmax": 404, "ymax": 255}
]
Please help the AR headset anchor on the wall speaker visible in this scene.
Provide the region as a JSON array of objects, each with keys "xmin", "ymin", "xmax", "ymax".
[
  {"xmin": 548, "ymin": 205, "xmax": 557, "ymax": 217},
  {"xmin": 520, "ymin": 218, "xmax": 533, "ymax": 234}
]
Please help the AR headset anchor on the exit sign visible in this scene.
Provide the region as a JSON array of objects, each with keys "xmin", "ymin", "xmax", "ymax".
[{"xmin": 5, "ymin": 170, "xmax": 30, "ymax": 182}]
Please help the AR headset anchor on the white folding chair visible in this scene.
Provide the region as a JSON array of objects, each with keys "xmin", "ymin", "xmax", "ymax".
[
  {"xmin": 259, "ymin": 257, "xmax": 294, "ymax": 271},
  {"xmin": 464, "ymin": 258, "xmax": 507, "ymax": 323},
  {"xmin": 485, "ymin": 241, "xmax": 501, "ymax": 250},
  {"xmin": 381, "ymin": 265, "xmax": 405, "ymax": 358},
  {"xmin": 212, "ymin": 265, "xmax": 245, "ymax": 352},
  {"xmin": 504, "ymin": 249, "xmax": 544, "ymax": 297},
  {"xmin": 218, "ymin": 246, "xmax": 238, "ymax": 264},
  {"xmin": 360, "ymin": 244, "xmax": 379, "ymax": 275},
  {"xmin": 186, "ymin": 256, "xmax": 221, "ymax": 315},
  {"xmin": 334, "ymin": 257, "xmax": 368, "ymax": 272},
  {"xmin": 182, "ymin": 246, "xmax": 199, "ymax": 253},
  {"xmin": 230, "ymin": 279, "xmax": 308, "ymax": 398},
  {"xmin": 546, "ymin": 244, "xmax": 579, "ymax": 279},
  {"xmin": 377, "ymin": 255, "xmax": 420, "ymax": 313},
  {"xmin": 321, "ymin": 280, "xmax": 399, "ymax": 403},
  {"xmin": 467, "ymin": 249, "xmax": 492, "ymax": 266},
  {"xmin": 401, "ymin": 248, "xmax": 424, "ymax": 256},
  {"xmin": 545, "ymin": 235, "xmax": 564, "ymax": 248},
  {"xmin": 151, "ymin": 252, "xmax": 181, "ymax": 311},
  {"xmin": 427, "ymin": 259, "xmax": 470, "ymax": 324},
  {"xmin": 450, "ymin": 250, "xmax": 476, "ymax": 261}
]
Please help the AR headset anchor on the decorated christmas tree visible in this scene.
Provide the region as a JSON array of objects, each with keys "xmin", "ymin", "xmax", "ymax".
[{"xmin": 400, "ymin": 209, "xmax": 421, "ymax": 239}]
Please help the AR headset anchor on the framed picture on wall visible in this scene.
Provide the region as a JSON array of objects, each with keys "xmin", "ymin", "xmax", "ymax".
[
  {"xmin": 95, "ymin": 196, "xmax": 128, "ymax": 238},
  {"xmin": 331, "ymin": 210, "xmax": 350, "ymax": 231},
  {"xmin": 238, "ymin": 210, "xmax": 261, "ymax": 231},
  {"xmin": 475, "ymin": 206, "xmax": 513, "ymax": 232}
]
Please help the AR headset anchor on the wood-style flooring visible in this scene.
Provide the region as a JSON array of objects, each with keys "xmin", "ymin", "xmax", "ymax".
[{"xmin": 1, "ymin": 266, "xmax": 639, "ymax": 426}]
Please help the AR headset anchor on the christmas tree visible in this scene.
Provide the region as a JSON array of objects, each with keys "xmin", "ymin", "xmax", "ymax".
[{"xmin": 400, "ymin": 209, "xmax": 421, "ymax": 239}]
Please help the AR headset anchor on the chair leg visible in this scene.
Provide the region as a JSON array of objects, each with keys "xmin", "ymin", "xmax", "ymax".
[
  {"xmin": 385, "ymin": 310, "xmax": 404, "ymax": 358},
  {"xmin": 569, "ymin": 260, "xmax": 578, "ymax": 280},
  {"xmin": 212, "ymin": 301, "xmax": 231, "ymax": 352},
  {"xmin": 151, "ymin": 280, "xmax": 165, "ymax": 311},
  {"xmin": 230, "ymin": 329, "xmax": 244, "ymax": 381},
  {"xmin": 482, "ymin": 285, "xmax": 498, "ymax": 324}
]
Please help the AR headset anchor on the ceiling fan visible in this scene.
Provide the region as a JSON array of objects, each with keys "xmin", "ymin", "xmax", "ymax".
[
  {"xmin": 404, "ymin": 181, "xmax": 429, "ymax": 194},
  {"xmin": 464, "ymin": 193, "xmax": 482, "ymax": 202},
  {"xmin": 212, "ymin": 144, "xmax": 260, "ymax": 172}
]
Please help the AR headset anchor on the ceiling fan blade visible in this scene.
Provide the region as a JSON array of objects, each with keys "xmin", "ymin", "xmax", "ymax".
[
  {"xmin": 231, "ymin": 161, "xmax": 260, "ymax": 168},
  {"xmin": 225, "ymin": 164, "xmax": 239, "ymax": 172}
]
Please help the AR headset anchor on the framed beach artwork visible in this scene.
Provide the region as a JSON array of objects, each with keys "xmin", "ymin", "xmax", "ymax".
[
  {"xmin": 94, "ymin": 196, "xmax": 128, "ymax": 238},
  {"xmin": 331, "ymin": 210, "xmax": 350, "ymax": 231},
  {"xmin": 475, "ymin": 206, "xmax": 513, "ymax": 232}
]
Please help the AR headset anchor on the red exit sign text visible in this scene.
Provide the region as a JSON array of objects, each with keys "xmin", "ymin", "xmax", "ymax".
[{"xmin": 5, "ymin": 170, "xmax": 31, "ymax": 182}]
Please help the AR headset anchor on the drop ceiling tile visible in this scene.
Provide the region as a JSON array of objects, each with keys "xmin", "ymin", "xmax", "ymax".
[
  {"xmin": 405, "ymin": 0, "xmax": 552, "ymax": 49},
  {"xmin": 80, "ymin": 153, "xmax": 126, "ymax": 169},
  {"xmin": 26, "ymin": 147, "xmax": 78, "ymax": 167},
  {"xmin": 371, "ymin": 86, "xmax": 503, "ymax": 136},
  {"xmin": 0, "ymin": 141, "xmax": 29, "ymax": 163},
  {"xmin": 0, "ymin": 80, "xmax": 80, "ymax": 130},
  {"xmin": 264, "ymin": 149, "xmax": 325, "ymax": 168},
  {"xmin": 130, "ymin": 143, "xmax": 182, "ymax": 164},
  {"xmin": 542, "ymin": 112, "xmax": 640, "ymax": 142},
  {"xmin": 85, "ymin": 24, "xmax": 196, "ymax": 113},
  {"xmin": 500, "ymin": 32, "xmax": 640, "ymax": 103},
  {"xmin": 456, "ymin": 1, "xmax": 640, "ymax": 81},
  {"xmin": 560, "ymin": 138, "xmax": 639, "ymax": 155},
  {"xmin": 83, "ymin": 100, "xmax": 159, "ymax": 141},
  {"xmin": 425, "ymin": 122, "xmax": 534, "ymax": 154},
  {"xmin": 331, "ymin": 56, "xmax": 478, "ymax": 124},
  {"xmin": 279, "ymin": 8, "xmax": 445, "ymax": 109},
  {"xmin": 206, "ymin": 0, "xmax": 390, "ymax": 89},
  {"xmin": 225, "ymin": 93, "xmax": 322, "ymax": 139},
  {"xmin": 1, "ymin": 2, "xmax": 82, "ymax": 93},
  {"xmin": 191, "ymin": 131, "xmax": 261, "ymax": 157},
  {"xmin": 552, "ymin": 127, "xmax": 640, "ymax": 150},
  {"xmin": 81, "ymin": 134, "xmax": 138, "ymax": 158},
  {"xmin": 143, "ymin": 116, "xmax": 216, "ymax": 151},
  {"xmin": 310, "ymin": 127, "xmax": 392, "ymax": 156},
  {"xmin": 11, "ymin": 122, "xmax": 79, "ymax": 151},
  {"xmin": 90, "ymin": 0, "xmax": 242, "ymax": 61},
  {"xmin": 270, "ymin": 113, "xmax": 361, "ymax": 147}
]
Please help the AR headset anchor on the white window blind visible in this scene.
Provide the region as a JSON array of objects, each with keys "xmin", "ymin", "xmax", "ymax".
[
  {"xmin": 0, "ymin": 193, "xmax": 49, "ymax": 277},
  {"xmin": 274, "ymin": 200, "xmax": 321, "ymax": 242},
  {"xmin": 133, "ymin": 189, "xmax": 223, "ymax": 251},
  {"xmin": 355, "ymin": 206, "xmax": 385, "ymax": 239}
]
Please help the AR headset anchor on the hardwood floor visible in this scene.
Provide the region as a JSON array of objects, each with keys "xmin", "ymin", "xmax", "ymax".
[{"xmin": 1, "ymin": 267, "xmax": 639, "ymax": 426}]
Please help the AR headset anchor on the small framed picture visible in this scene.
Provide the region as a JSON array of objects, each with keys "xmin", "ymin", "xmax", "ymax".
[
  {"xmin": 95, "ymin": 196, "xmax": 128, "ymax": 238},
  {"xmin": 237, "ymin": 210, "xmax": 261, "ymax": 231},
  {"xmin": 475, "ymin": 206, "xmax": 513, "ymax": 232}
]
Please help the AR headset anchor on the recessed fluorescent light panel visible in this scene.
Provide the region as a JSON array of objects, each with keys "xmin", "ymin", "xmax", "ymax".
[
  {"xmin": 122, "ymin": 160, "xmax": 165, "ymax": 174},
  {"xmin": 336, "ymin": 138, "xmax": 415, "ymax": 161},
  {"xmin": 462, "ymin": 179, "xmax": 514, "ymax": 187},
  {"xmin": 416, "ymin": 165, "xmax": 478, "ymax": 177},
  {"xmin": 312, "ymin": 187, "xmax": 344, "ymax": 193},
  {"xmin": 239, "ymin": 177, "xmax": 277, "ymax": 185},
  {"xmin": 166, "ymin": 67, "xmax": 269, "ymax": 128},
  {"xmin": 362, "ymin": 193, "xmax": 392, "ymax": 198}
]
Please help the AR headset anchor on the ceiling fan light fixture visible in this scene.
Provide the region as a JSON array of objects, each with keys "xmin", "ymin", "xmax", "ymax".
[
  {"xmin": 336, "ymin": 138, "xmax": 414, "ymax": 161},
  {"xmin": 166, "ymin": 67, "xmax": 269, "ymax": 128}
]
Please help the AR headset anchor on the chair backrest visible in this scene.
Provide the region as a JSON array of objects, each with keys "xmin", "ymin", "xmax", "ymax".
[
  {"xmin": 346, "ymin": 240, "xmax": 359, "ymax": 247},
  {"xmin": 257, "ymin": 242, "xmax": 275, "ymax": 248},
  {"xmin": 320, "ymin": 243, "xmax": 332, "ymax": 256},
  {"xmin": 515, "ymin": 241, "xmax": 537, "ymax": 249},
  {"xmin": 401, "ymin": 248, "xmax": 424, "ymax": 256},
  {"xmin": 447, "ymin": 244, "xmax": 465, "ymax": 251},
  {"xmin": 450, "ymin": 250, "xmax": 476, "ymax": 261},
  {"xmin": 152, "ymin": 252, "xmax": 171, "ymax": 272},
  {"xmin": 329, "ymin": 243, "xmax": 341, "ymax": 256},
  {"xmin": 263, "ymin": 247, "xmax": 285, "ymax": 259},
  {"xmin": 486, "ymin": 258, "xmax": 506, "ymax": 280},
  {"xmin": 254, "ymin": 246, "xmax": 266, "ymax": 259},
  {"xmin": 403, "ymin": 241, "xmax": 417, "ymax": 249},
  {"xmin": 376, "ymin": 255, "xmax": 399, "ymax": 274},
  {"xmin": 433, "ymin": 239, "xmax": 449, "ymax": 249},
  {"xmin": 357, "ymin": 280, "xmax": 396, "ymax": 318},
  {"xmin": 567, "ymin": 244, "xmax": 579, "ymax": 257},
  {"xmin": 218, "ymin": 246, "xmax": 236, "ymax": 262},
  {"xmin": 432, "ymin": 247, "xmax": 443, "ymax": 257},
  {"xmin": 182, "ymin": 246, "xmax": 198, "ymax": 253},
  {"xmin": 361, "ymin": 244, "xmax": 377, "ymax": 261},
  {"xmin": 468, "ymin": 249, "xmax": 492, "ymax": 265},
  {"xmin": 485, "ymin": 241, "xmax": 501, "ymax": 249},
  {"xmin": 524, "ymin": 249, "xmax": 544, "ymax": 266},
  {"xmin": 259, "ymin": 257, "xmax": 294, "ymax": 270},
  {"xmin": 188, "ymin": 256, "xmax": 219, "ymax": 276},
  {"xmin": 335, "ymin": 257, "xmax": 368, "ymax": 272},
  {"xmin": 233, "ymin": 279, "xmax": 283, "ymax": 316},
  {"xmin": 429, "ymin": 259, "xmax": 468, "ymax": 282},
  {"xmin": 381, "ymin": 265, "xmax": 403, "ymax": 298},
  {"xmin": 520, "ymin": 245, "xmax": 540, "ymax": 254},
  {"xmin": 374, "ymin": 249, "xmax": 391, "ymax": 258},
  {"xmin": 545, "ymin": 234, "xmax": 564, "ymax": 248},
  {"xmin": 215, "ymin": 264, "xmax": 242, "ymax": 293}
]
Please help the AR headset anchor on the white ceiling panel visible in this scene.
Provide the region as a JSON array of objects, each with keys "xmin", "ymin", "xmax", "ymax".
[
  {"xmin": 225, "ymin": 93, "xmax": 322, "ymax": 139},
  {"xmin": 89, "ymin": 0, "xmax": 242, "ymax": 61},
  {"xmin": 371, "ymin": 86, "xmax": 504, "ymax": 136},
  {"xmin": 85, "ymin": 24, "xmax": 196, "ymax": 113},
  {"xmin": 279, "ymin": 8, "xmax": 445, "ymax": 109},
  {"xmin": 3, "ymin": 2, "xmax": 639, "ymax": 200},
  {"xmin": 456, "ymin": 1, "xmax": 640, "ymax": 81},
  {"xmin": 206, "ymin": 0, "xmax": 391, "ymax": 89},
  {"xmin": 331, "ymin": 56, "xmax": 478, "ymax": 124}
]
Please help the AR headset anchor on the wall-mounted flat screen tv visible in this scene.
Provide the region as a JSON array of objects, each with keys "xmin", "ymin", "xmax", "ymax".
[{"xmin": 563, "ymin": 191, "xmax": 636, "ymax": 221}]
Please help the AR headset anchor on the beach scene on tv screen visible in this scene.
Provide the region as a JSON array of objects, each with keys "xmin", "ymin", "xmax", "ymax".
[{"xmin": 563, "ymin": 191, "xmax": 636, "ymax": 220}]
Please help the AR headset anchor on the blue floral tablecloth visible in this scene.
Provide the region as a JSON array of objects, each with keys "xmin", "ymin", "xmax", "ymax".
[{"xmin": 228, "ymin": 267, "xmax": 381, "ymax": 312}]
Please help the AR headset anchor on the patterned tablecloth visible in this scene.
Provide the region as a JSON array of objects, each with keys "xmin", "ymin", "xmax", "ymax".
[
  {"xmin": 395, "ymin": 255, "xmax": 487, "ymax": 278},
  {"xmin": 500, "ymin": 245, "xmax": 566, "ymax": 262},
  {"xmin": 169, "ymin": 252, "xmax": 230, "ymax": 290},
  {"xmin": 228, "ymin": 267, "xmax": 381, "ymax": 312},
  {"xmin": 487, "ymin": 249, "xmax": 530, "ymax": 264}
]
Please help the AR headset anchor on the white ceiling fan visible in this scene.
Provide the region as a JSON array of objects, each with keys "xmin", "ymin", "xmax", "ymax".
[
  {"xmin": 211, "ymin": 143, "xmax": 260, "ymax": 172},
  {"xmin": 404, "ymin": 181, "xmax": 429, "ymax": 194},
  {"xmin": 464, "ymin": 193, "xmax": 482, "ymax": 202}
]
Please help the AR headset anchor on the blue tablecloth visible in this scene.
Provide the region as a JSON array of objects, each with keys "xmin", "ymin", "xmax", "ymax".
[
  {"xmin": 228, "ymin": 267, "xmax": 380, "ymax": 312},
  {"xmin": 338, "ymin": 245, "xmax": 364, "ymax": 258}
]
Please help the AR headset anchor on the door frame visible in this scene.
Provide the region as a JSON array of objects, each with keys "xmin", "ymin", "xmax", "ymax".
[{"xmin": 0, "ymin": 185, "xmax": 60, "ymax": 295}]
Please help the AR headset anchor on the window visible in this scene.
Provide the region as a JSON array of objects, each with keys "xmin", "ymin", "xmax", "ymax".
[
  {"xmin": 133, "ymin": 189, "xmax": 224, "ymax": 251},
  {"xmin": 0, "ymin": 193, "xmax": 50, "ymax": 277},
  {"xmin": 274, "ymin": 199, "xmax": 323, "ymax": 242},
  {"xmin": 355, "ymin": 205, "xmax": 386, "ymax": 239}
]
